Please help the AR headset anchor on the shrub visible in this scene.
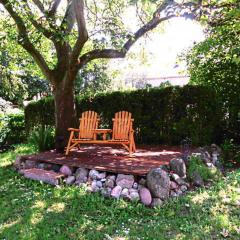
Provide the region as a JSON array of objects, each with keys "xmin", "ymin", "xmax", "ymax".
[
  {"xmin": 221, "ymin": 139, "xmax": 240, "ymax": 165},
  {"xmin": 187, "ymin": 156, "xmax": 221, "ymax": 182},
  {"xmin": 0, "ymin": 113, "xmax": 26, "ymax": 147},
  {"xmin": 28, "ymin": 125, "xmax": 55, "ymax": 152},
  {"xmin": 25, "ymin": 85, "xmax": 222, "ymax": 146}
]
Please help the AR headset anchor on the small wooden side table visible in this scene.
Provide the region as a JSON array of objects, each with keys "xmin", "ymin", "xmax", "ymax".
[{"xmin": 92, "ymin": 129, "xmax": 112, "ymax": 140}]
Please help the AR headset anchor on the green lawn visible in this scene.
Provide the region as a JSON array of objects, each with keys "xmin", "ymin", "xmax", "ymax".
[{"xmin": 0, "ymin": 144, "xmax": 239, "ymax": 240}]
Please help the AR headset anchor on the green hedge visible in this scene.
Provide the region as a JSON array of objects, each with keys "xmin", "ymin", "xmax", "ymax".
[
  {"xmin": 25, "ymin": 85, "xmax": 222, "ymax": 145},
  {"xmin": 0, "ymin": 113, "xmax": 26, "ymax": 146}
]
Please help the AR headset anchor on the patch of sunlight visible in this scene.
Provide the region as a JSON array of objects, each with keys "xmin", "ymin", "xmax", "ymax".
[
  {"xmin": 31, "ymin": 200, "xmax": 46, "ymax": 210},
  {"xmin": 210, "ymin": 202, "xmax": 230, "ymax": 216},
  {"xmin": 30, "ymin": 212, "xmax": 44, "ymax": 225},
  {"xmin": 46, "ymin": 202, "xmax": 65, "ymax": 213},
  {"xmin": 191, "ymin": 191, "xmax": 210, "ymax": 204},
  {"xmin": 0, "ymin": 219, "xmax": 20, "ymax": 232},
  {"xmin": 215, "ymin": 214, "xmax": 230, "ymax": 228}
]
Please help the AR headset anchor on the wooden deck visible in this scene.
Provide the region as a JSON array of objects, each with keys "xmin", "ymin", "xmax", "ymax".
[{"xmin": 23, "ymin": 145, "xmax": 182, "ymax": 176}]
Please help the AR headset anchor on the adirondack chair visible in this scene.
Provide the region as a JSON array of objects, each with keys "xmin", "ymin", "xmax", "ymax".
[
  {"xmin": 65, "ymin": 111, "xmax": 99, "ymax": 155},
  {"xmin": 109, "ymin": 111, "xmax": 136, "ymax": 155}
]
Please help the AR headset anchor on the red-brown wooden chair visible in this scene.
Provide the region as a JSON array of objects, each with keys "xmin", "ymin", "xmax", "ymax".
[{"xmin": 65, "ymin": 111, "xmax": 99, "ymax": 155}]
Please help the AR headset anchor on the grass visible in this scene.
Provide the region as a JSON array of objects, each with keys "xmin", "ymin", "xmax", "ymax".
[{"xmin": 0, "ymin": 144, "xmax": 240, "ymax": 240}]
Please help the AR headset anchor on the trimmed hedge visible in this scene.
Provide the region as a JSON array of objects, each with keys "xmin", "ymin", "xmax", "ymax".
[{"xmin": 25, "ymin": 85, "xmax": 222, "ymax": 145}]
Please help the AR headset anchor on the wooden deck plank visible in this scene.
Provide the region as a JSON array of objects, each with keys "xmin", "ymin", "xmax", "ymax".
[{"xmin": 22, "ymin": 145, "xmax": 182, "ymax": 176}]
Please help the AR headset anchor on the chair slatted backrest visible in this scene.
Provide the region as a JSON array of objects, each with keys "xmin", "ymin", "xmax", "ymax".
[
  {"xmin": 112, "ymin": 111, "xmax": 133, "ymax": 140},
  {"xmin": 79, "ymin": 111, "xmax": 99, "ymax": 139}
]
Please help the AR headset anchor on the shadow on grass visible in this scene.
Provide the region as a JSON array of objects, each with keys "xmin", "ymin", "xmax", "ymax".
[{"xmin": 0, "ymin": 164, "xmax": 239, "ymax": 240}]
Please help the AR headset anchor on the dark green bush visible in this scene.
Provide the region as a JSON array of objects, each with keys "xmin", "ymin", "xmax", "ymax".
[
  {"xmin": 0, "ymin": 113, "xmax": 26, "ymax": 146},
  {"xmin": 25, "ymin": 85, "xmax": 222, "ymax": 146}
]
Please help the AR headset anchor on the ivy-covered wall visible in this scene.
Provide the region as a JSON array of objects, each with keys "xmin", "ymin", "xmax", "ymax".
[{"xmin": 25, "ymin": 86, "xmax": 222, "ymax": 146}]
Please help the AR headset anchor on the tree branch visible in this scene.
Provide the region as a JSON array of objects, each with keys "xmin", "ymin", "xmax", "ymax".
[
  {"xmin": 48, "ymin": 0, "xmax": 62, "ymax": 17},
  {"xmin": 79, "ymin": 0, "xmax": 175, "ymax": 67},
  {"xmin": 0, "ymin": 0, "xmax": 52, "ymax": 81},
  {"xmin": 70, "ymin": 0, "xmax": 88, "ymax": 66}
]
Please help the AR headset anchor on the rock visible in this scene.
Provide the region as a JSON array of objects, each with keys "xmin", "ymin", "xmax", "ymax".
[
  {"xmin": 170, "ymin": 158, "xmax": 186, "ymax": 178},
  {"xmin": 96, "ymin": 181, "xmax": 103, "ymax": 188},
  {"xmin": 91, "ymin": 180, "xmax": 100, "ymax": 192},
  {"xmin": 147, "ymin": 168, "xmax": 170, "ymax": 200},
  {"xmin": 139, "ymin": 187, "xmax": 152, "ymax": 206},
  {"xmin": 75, "ymin": 168, "xmax": 89, "ymax": 181},
  {"xmin": 192, "ymin": 171, "xmax": 204, "ymax": 187},
  {"xmin": 170, "ymin": 190, "xmax": 178, "ymax": 198},
  {"xmin": 25, "ymin": 160, "xmax": 37, "ymax": 169},
  {"xmin": 116, "ymin": 174, "xmax": 134, "ymax": 189},
  {"xmin": 107, "ymin": 175, "xmax": 116, "ymax": 181},
  {"xmin": 60, "ymin": 165, "xmax": 72, "ymax": 176},
  {"xmin": 37, "ymin": 163, "xmax": 46, "ymax": 169},
  {"xmin": 206, "ymin": 163, "xmax": 215, "ymax": 168},
  {"xmin": 120, "ymin": 188, "xmax": 130, "ymax": 200},
  {"xmin": 105, "ymin": 178, "xmax": 115, "ymax": 188},
  {"xmin": 101, "ymin": 187, "xmax": 112, "ymax": 198},
  {"xmin": 180, "ymin": 185, "xmax": 188, "ymax": 192},
  {"xmin": 171, "ymin": 173, "xmax": 188, "ymax": 186},
  {"xmin": 132, "ymin": 182, "xmax": 138, "ymax": 189},
  {"xmin": 129, "ymin": 191, "xmax": 140, "ymax": 201},
  {"xmin": 111, "ymin": 186, "xmax": 122, "ymax": 199},
  {"xmin": 65, "ymin": 176, "xmax": 75, "ymax": 185},
  {"xmin": 101, "ymin": 178, "xmax": 106, "ymax": 182},
  {"xmin": 89, "ymin": 169, "xmax": 99, "ymax": 180},
  {"xmin": 170, "ymin": 181, "xmax": 178, "ymax": 190},
  {"xmin": 160, "ymin": 165, "xmax": 170, "ymax": 172},
  {"xmin": 151, "ymin": 198, "xmax": 163, "ymax": 208},
  {"xmin": 139, "ymin": 178, "xmax": 146, "ymax": 186},
  {"xmin": 175, "ymin": 189, "xmax": 183, "ymax": 196},
  {"xmin": 97, "ymin": 172, "xmax": 106, "ymax": 180}
]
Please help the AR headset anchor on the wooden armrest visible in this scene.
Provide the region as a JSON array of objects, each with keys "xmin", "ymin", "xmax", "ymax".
[{"xmin": 68, "ymin": 128, "xmax": 80, "ymax": 132}]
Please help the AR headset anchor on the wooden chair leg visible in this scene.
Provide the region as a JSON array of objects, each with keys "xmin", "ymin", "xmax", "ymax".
[{"xmin": 65, "ymin": 131, "xmax": 74, "ymax": 155}]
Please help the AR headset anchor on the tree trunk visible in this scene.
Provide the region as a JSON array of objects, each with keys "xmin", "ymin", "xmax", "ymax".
[{"xmin": 53, "ymin": 72, "xmax": 77, "ymax": 152}]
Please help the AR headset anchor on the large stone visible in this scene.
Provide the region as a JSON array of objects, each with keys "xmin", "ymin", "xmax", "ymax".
[
  {"xmin": 147, "ymin": 168, "xmax": 170, "ymax": 200},
  {"xmin": 192, "ymin": 171, "xmax": 204, "ymax": 187},
  {"xmin": 151, "ymin": 198, "xmax": 163, "ymax": 208},
  {"xmin": 116, "ymin": 174, "xmax": 134, "ymax": 189},
  {"xmin": 111, "ymin": 186, "xmax": 122, "ymax": 199},
  {"xmin": 120, "ymin": 188, "xmax": 130, "ymax": 200},
  {"xmin": 129, "ymin": 191, "xmax": 140, "ymax": 201},
  {"xmin": 89, "ymin": 169, "xmax": 99, "ymax": 180},
  {"xmin": 91, "ymin": 180, "xmax": 100, "ymax": 192},
  {"xmin": 75, "ymin": 168, "xmax": 89, "ymax": 181},
  {"xmin": 60, "ymin": 165, "xmax": 72, "ymax": 176},
  {"xmin": 139, "ymin": 187, "xmax": 152, "ymax": 206},
  {"xmin": 97, "ymin": 172, "xmax": 106, "ymax": 180},
  {"xmin": 170, "ymin": 158, "xmax": 186, "ymax": 178},
  {"xmin": 22, "ymin": 168, "xmax": 64, "ymax": 185},
  {"xmin": 105, "ymin": 178, "xmax": 115, "ymax": 188},
  {"xmin": 170, "ymin": 181, "xmax": 178, "ymax": 190},
  {"xmin": 65, "ymin": 176, "xmax": 75, "ymax": 185},
  {"xmin": 14, "ymin": 155, "xmax": 23, "ymax": 169}
]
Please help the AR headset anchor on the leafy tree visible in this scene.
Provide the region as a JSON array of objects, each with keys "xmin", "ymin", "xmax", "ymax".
[
  {"xmin": 0, "ymin": 0, "xmax": 237, "ymax": 151},
  {"xmin": 183, "ymin": 2, "xmax": 240, "ymax": 140}
]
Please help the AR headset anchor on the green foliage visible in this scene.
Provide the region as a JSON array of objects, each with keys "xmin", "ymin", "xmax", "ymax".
[
  {"xmin": 25, "ymin": 85, "xmax": 221, "ymax": 145},
  {"xmin": 188, "ymin": 156, "xmax": 222, "ymax": 182},
  {"xmin": 0, "ymin": 113, "xmax": 26, "ymax": 147},
  {"xmin": 0, "ymin": 144, "xmax": 240, "ymax": 239},
  {"xmin": 28, "ymin": 125, "xmax": 55, "ymax": 152},
  {"xmin": 221, "ymin": 139, "xmax": 240, "ymax": 165},
  {"xmin": 183, "ymin": 2, "xmax": 240, "ymax": 142}
]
